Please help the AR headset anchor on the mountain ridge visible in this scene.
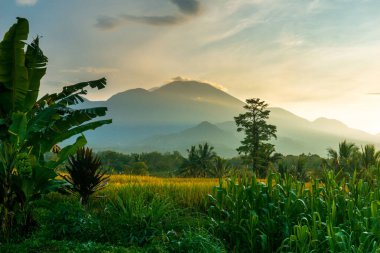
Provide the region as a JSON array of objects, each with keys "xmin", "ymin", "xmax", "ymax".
[{"xmin": 81, "ymin": 79, "xmax": 380, "ymax": 157}]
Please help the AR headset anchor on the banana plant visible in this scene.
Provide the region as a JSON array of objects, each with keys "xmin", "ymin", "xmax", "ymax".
[{"xmin": 0, "ymin": 17, "xmax": 111, "ymax": 237}]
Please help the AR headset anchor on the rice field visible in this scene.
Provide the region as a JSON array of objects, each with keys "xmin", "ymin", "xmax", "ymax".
[{"xmin": 101, "ymin": 175, "xmax": 220, "ymax": 210}]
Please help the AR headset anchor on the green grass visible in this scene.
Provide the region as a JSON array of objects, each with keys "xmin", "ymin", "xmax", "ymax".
[
  {"xmin": 10, "ymin": 177, "xmax": 225, "ymax": 252},
  {"xmin": 4, "ymin": 171, "xmax": 380, "ymax": 252},
  {"xmin": 0, "ymin": 238, "xmax": 142, "ymax": 253}
]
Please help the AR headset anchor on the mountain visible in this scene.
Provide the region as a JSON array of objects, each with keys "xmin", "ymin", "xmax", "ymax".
[
  {"xmin": 81, "ymin": 79, "xmax": 380, "ymax": 157},
  {"xmin": 82, "ymin": 80, "xmax": 244, "ymax": 146},
  {"xmin": 131, "ymin": 121, "xmax": 240, "ymax": 157},
  {"xmin": 106, "ymin": 80, "xmax": 244, "ymax": 125}
]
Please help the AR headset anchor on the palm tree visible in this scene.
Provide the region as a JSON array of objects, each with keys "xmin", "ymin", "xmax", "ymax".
[
  {"xmin": 210, "ymin": 157, "xmax": 230, "ymax": 180},
  {"xmin": 179, "ymin": 145, "xmax": 198, "ymax": 177},
  {"xmin": 196, "ymin": 143, "xmax": 217, "ymax": 177},
  {"xmin": 360, "ymin": 144, "xmax": 380, "ymax": 170},
  {"xmin": 327, "ymin": 140, "xmax": 359, "ymax": 173},
  {"xmin": 180, "ymin": 143, "xmax": 217, "ymax": 177},
  {"xmin": 327, "ymin": 148, "xmax": 339, "ymax": 172}
]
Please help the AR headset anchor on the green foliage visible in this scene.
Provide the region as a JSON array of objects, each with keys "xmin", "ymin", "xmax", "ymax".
[
  {"xmin": 97, "ymin": 151, "xmax": 131, "ymax": 173},
  {"xmin": 0, "ymin": 17, "xmax": 111, "ymax": 164},
  {"xmin": 62, "ymin": 147, "xmax": 109, "ymax": 205},
  {"xmin": 0, "ymin": 142, "xmax": 61, "ymax": 240},
  {"xmin": 138, "ymin": 151, "xmax": 185, "ymax": 176},
  {"xmin": 7, "ymin": 167, "xmax": 380, "ymax": 252},
  {"xmin": 41, "ymin": 201, "xmax": 98, "ymax": 240},
  {"xmin": 0, "ymin": 18, "xmax": 37, "ymax": 117},
  {"xmin": 98, "ymin": 189, "xmax": 225, "ymax": 252},
  {"xmin": 104, "ymin": 191, "xmax": 178, "ymax": 246},
  {"xmin": 208, "ymin": 170, "xmax": 380, "ymax": 252},
  {"xmin": 126, "ymin": 161, "xmax": 149, "ymax": 175},
  {"xmin": 326, "ymin": 141, "xmax": 380, "ymax": 178},
  {"xmin": 327, "ymin": 140, "xmax": 359, "ymax": 174},
  {"xmin": 97, "ymin": 151, "xmax": 185, "ymax": 176},
  {"xmin": 285, "ymin": 154, "xmax": 309, "ymax": 181},
  {"xmin": 29, "ymin": 184, "xmax": 223, "ymax": 252},
  {"xmin": 276, "ymin": 153, "xmax": 325, "ymax": 180},
  {"xmin": 164, "ymin": 228, "xmax": 226, "ymax": 253},
  {"xmin": 234, "ymin": 98, "xmax": 277, "ymax": 176},
  {"xmin": 0, "ymin": 17, "xmax": 111, "ymax": 239},
  {"xmin": 209, "ymin": 157, "xmax": 230, "ymax": 180},
  {"xmin": 360, "ymin": 144, "xmax": 380, "ymax": 170},
  {"xmin": 0, "ymin": 238, "xmax": 139, "ymax": 253},
  {"xmin": 180, "ymin": 143, "xmax": 217, "ymax": 177}
]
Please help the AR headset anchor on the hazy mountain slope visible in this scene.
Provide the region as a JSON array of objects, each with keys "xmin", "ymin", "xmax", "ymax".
[
  {"xmin": 106, "ymin": 80, "xmax": 244, "ymax": 125},
  {"xmin": 80, "ymin": 79, "xmax": 380, "ymax": 157},
  {"xmin": 133, "ymin": 121, "xmax": 240, "ymax": 157},
  {"xmin": 217, "ymin": 113, "xmax": 380, "ymax": 156}
]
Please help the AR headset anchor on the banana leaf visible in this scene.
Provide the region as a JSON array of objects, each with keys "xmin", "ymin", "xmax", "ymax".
[{"xmin": 0, "ymin": 17, "xmax": 29, "ymax": 114}]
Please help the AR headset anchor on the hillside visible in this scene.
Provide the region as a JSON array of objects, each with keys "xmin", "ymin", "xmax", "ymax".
[
  {"xmin": 81, "ymin": 80, "xmax": 380, "ymax": 157},
  {"xmin": 132, "ymin": 121, "xmax": 240, "ymax": 157}
]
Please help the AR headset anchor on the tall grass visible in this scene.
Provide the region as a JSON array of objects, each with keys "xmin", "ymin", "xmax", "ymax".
[
  {"xmin": 29, "ymin": 175, "xmax": 226, "ymax": 252},
  {"xmin": 13, "ymin": 172, "xmax": 380, "ymax": 252}
]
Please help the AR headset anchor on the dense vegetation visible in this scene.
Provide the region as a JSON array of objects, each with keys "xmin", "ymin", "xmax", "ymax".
[
  {"xmin": 0, "ymin": 17, "xmax": 110, "ymax": 241},
  {"xmin": 3, "ymin": 17, "xmax": 380, "ymax": 253}
]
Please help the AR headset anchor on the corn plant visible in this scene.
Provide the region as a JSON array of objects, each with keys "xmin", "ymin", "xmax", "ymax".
[{"xmin": 208, "ymin": 170, "xmax": 380, "ymax": 252}]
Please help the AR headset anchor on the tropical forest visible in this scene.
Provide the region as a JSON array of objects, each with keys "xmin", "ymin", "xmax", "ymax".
[{"xmin": 2, "ymin": 1, "xmax": 380, "ymax": 252}]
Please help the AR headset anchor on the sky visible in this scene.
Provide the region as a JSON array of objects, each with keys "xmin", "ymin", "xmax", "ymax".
[{"xmin": 2, "ymin": 0, "xmax": 380, "ymax": 133}]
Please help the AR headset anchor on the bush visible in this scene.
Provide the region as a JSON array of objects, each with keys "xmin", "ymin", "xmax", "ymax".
[
  {"xmin": 126, "ymin": 162, "xmax": 149, "ymax": 175},
  {"xmin": 0, "ymin": 238, "xmax": 141, "ymax": 253},
  {"xmin": 37, "ymin": 201, "xmax": 100, "ymax": 241},
  {"xmin": 62, "ymin": 147, "xmax": 109, "ymax": 205},
  {"xmin": 164, "ymin": 228, "xmax": 226, "ymax": 253}
]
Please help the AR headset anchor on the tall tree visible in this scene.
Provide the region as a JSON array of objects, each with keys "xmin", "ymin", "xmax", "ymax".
[{"xmin": 234, "ymin": 98, "xmax": 277, "ymax": 176}]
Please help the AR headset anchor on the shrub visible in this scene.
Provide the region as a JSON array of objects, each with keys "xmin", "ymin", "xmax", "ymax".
[
  {"xmin": 127, "ymin": 162, "xmax": 149, "ymax": 175},
  {"xmin": 62, "ymin": 147, "xmax": 109, "ymax": 205},
  {"xmin": 40, "ymin": 201, "xmax": 99, "ymax": 241}
]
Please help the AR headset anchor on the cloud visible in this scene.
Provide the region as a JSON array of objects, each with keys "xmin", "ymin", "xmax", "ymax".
[
  {"xmin": 96, "ymin": 15, "xmax": 185, "ymax": 30},
  {"xmin": 171, "ymin": 76, "xmax": 189, "ymax": 82},
  {"xmin": 15, "ymin": 0, "xmax": 37, "ymax": 6},
  {"xmin": 95, "ymin": 16, "xmax": 121, "ymax": 30},
  {"xmin": 121, "ymin": 14, "xmax": 184, "ymax": 26},
  {"xmin": 207, "ymin": 81, "xmax": 229, "ymax": 93},
  {"xmin": 170, "ymin": 76, "xmax": 228, "ymax": 92},
  {"xmin": 170, "ymin": 0, "xmax": 200, "ymax": 15},
  {"xmin": 96, "ymin": 0, "xmax": 201, "ymax": 30},
  {"xmin": 276, "ymin": 33, "xmax": 304, "ymax": 47},
  {"xmin": 61, "ymin": 67, "xmax": 119, "ymax": 74}
]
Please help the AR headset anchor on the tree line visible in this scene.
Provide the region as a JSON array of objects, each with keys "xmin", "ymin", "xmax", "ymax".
[{"xmin": 91, "ymin": 128, "xmax": 380, "ymax": 181}]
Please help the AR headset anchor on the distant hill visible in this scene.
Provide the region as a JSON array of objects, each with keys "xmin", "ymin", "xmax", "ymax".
[
  {"xmin": 80, "ymin": 79, "xmax": 380, "ymax": 157},
  {"xmin": 106, "ymin": 80, "xmax": 244, "ymax": 125},
  {"xmin": 132, "ymin": 121, "xmax": 240, "ymax": 157}
]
